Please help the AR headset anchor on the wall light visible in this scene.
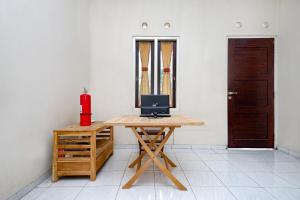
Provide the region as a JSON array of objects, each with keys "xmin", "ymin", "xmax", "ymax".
[
  {"xmin": 164, "ymin": 22, "xmax": 171, "ymax": 29},
  {"xmin": 141, "ymin": 22, "xmax": 148, "ymax": 29},
  {"xmin": 262, "ymin": 22, "xmax": 269, "ymax": 28},
  {"xmin": 235, "ymin": 22, "xmax": 242, "ymax": 28}
]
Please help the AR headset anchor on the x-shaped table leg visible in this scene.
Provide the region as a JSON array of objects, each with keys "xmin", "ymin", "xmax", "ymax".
[
  {"xmin": 128, "ymin": 127, "xmax": 177, "ymax": 169},
  {"xmin": 128, "ymin": 127, "xmax": 165, "ymax": 168},
  {"xmin": 122, "ymin": 126, "xmax": 187, "ymax": 191}
]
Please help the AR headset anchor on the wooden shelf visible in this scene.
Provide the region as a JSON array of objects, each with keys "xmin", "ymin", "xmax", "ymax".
[{"xmin": 52, "ymin": 122, "xmax": 113, "ymax": 181}]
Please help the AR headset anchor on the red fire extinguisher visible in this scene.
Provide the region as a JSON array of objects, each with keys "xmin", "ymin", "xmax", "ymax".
[{"xmin": 80, "ymin": 88, "xmax": 91, "ymax": 126}]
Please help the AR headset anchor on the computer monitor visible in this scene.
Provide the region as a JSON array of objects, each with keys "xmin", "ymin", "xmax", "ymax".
[{"xmin": 140, "ymin": 95, "xmax": 170, "ymax": 118}]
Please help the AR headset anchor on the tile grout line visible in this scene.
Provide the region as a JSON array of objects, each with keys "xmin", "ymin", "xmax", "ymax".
[
  {"xmin": 73, "ymin": 185, "xmax": 86, "ymax": 200},
  {"xmin": 173, "ymin": 149, "xmax": 199, "ymax": 200},
  {"xmin": 192, "ymin": 148, "xmax": 240, "ymax": 200},
  {"xmin": 29, "ymin": 186, "xmax": 51, "ymax": 200},
  {"xmin": 114, "ymin": 150, "xmax": 134, "ymax": 200},
  {"xmin": 222, "ymin": 152, "xmax": 294, "ymax": 200}
]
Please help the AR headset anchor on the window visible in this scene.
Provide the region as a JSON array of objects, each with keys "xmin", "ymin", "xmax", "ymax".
[{"xmin": 134, "ymin": 38, "xmax": 177, "ymax": 108}]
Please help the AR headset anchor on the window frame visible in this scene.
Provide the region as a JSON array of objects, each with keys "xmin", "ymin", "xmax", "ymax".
[
  {"xmin": 157, "ymin": 40, "xmax": 177, "ymax": 108},
  {"xmin": 134, "ymin": 40, "xmax": 155, "ymax": 108},
  {"xmin": 132, "ymin": 36, "xmax": 180, "ymax": 110}
]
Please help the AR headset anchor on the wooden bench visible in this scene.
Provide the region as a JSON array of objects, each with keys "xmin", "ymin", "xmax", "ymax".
[{"xmin": 52, "ymin": 121, "xmax": 113, "ymax": 181}]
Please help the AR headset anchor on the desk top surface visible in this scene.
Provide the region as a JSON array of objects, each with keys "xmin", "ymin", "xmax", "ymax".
[
  {"xmin": 104, "ymin": 115, "xmax": 205, "ymax": 127},
  {"xmin": 54, "ymin": 121, "xmax": 109, "ymax": 132}
]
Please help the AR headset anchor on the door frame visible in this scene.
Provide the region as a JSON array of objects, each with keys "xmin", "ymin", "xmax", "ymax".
[{"xmin": 226, "ymin": 35, "xmax": 278, "ymax": 149}]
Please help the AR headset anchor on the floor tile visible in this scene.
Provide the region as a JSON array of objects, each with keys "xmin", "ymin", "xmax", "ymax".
[
  {"xmin": 156, "ymin": 186, "xmax": 196, "ymax": 200},
  {"xmin": 179, "ymin": 160, "xmax": 210, "ymax": 171},
  {"xmin": 51, "ymin": 177, "xmax": 88, "ymax": 187},
  {"xmin": 215, "ymin": 171, "xmax": 258, "ymax": 187},
  {"xmin": 172, "ymin": 149, "xmax": 193, "ymax": 153},
  {"xmin": 86, "ymin": 171, "xmax": 124, "ymax": 186},
  {"xmin": 122, "ymin": 171, "xmax": 154, "ymax": 186},
  {"xmin": 232, "ymin": 161, "xmax": 272, "ymax": 172},
  {"xmin": 155, "ymin": 171, "xmax": 189, "ymax": 187},
  {"xmin": 101, "ymin": 160, "xmax": 128, "ymax": 171},
  {"xmin": 192, "ymin": 149, "xmax": 214, "ymax": 154},
  {"xmin": 116, "ymin": 186, "xmax": 155, "ymax": 200},
  {"xmin": 266, "ymin": 188, "xmax": 300, "ymax": 200},
  {"xmin": 213, "ymin": 149, "xmax": 243, "ymax": 154},
  {"xmin": 192, "ymin": 187, "xmax": 236, "ymax": 200},
  {"xmin": 229, "ymin": 187, "xmax": 276, "ymax": 200},
  {"xmin": 175, "ymin": 152, "xmax": 200, "ymax": 161},
  {"xmin": 204, "ymin": 161, "xmax": 240, "ymax": 172},
  {"xmin": 37, "ymin": 177, "xmax": 52, "ymax": 188},
  {"xmin": 268, "ymin": 162, "xmax": 300, "ymax": 173},
  {"xmin": 195, "ymin": 153, "xmax": 228, "ymax": 161},
  {"xmin": 276, "ymin": 173, "xmax": 300, "ymax": 188},
  {"xmin": 260, "ymin": 153, "xmax": 300, "ymax": 162},
  {"xmin": 75, "ymin": 186, "xmax": 118, "ymax": 200},
  {"xmin": 227, "ymin": 154, "xmax": 259, "ymax": 162},
  {"xmin": 109, "ymin": 150, "xmax": 132, "ymax": 161},
  {"xmin": 247, "ymin": 172, "xmax": 292, "ymax": 187},
  {"xmin": 21, "ymin": 149, "xmax": 300, "ymax": 200},
  {"xmin": 185, "ymin": 171, "xmax": 223, "ymax": 186},
  {"xmin": 35, "ymin": 187, "xmax": 82, "ymax": 200},
  {"xmin": 21, "ymin": 188, "xmax": 47, "ymax": 200}
]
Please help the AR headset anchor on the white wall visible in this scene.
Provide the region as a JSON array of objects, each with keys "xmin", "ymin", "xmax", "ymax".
[
  {"xmin": 0, "ymin": 0, "xmax": 89, "ymax": 199},
  {"xmin": 89, "ymin": 0, "xmax": 279, "ymax": 146},
  {"xmin": 277, "ymin": 0, "xmax": 300, "ymax": 153}
]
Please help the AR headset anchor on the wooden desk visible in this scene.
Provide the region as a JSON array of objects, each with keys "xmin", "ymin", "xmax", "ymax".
[
  {"xmin": 104, "ymin": 115, "xmax": 204, "ymax": 190},
  {"xmin": 52, "ymin": 121, "xmax": 113, "ymax": 181}
]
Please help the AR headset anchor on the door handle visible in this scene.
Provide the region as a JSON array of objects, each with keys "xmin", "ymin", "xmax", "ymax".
[{"xmin": 228, "ymin": 91, "xmax": 238, "ymax": 95}]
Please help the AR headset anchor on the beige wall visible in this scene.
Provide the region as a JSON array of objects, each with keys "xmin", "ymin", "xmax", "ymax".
[
  {"xmin": 0, "ymin": 0, "xmax": 90, "ymax": 199},
  {"xmin": 277, "ymin": 0, "xmax": 300, "ymax": 153},
  {"xmin": 89, "ymin": 0, "xmax": 279, "ymax": 146},
  {"xmin": 1, "ymin": 0, "xmax": 300, "ymax": 198}
]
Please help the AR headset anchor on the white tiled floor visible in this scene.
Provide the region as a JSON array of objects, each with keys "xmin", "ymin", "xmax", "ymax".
[{"xmin": 22, "ymin": 149, "xmax": 300, "ymax": 200}]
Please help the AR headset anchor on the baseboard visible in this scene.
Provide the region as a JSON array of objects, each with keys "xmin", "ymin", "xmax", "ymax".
[
  {"xmin": 7, "ymin": 170, "xmax": 50, "ymax": 200},
  {"xmin": 278, "ymin": 146, "xmax": 300, "ymax": 158},
  {"xmin": 114, "ymin": 144, "xmax": 227, "ymax": 150}
]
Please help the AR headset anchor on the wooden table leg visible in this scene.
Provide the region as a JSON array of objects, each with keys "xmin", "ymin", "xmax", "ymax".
[
  {"xmin": 160, "ymin": 152, "xmax": 177, "ymax": 167},
  {"xmin": 140, "ymin": 127, "xmax": 177, "ymax": 168},
  {"xmin": 123, "ymin": 127, "xmax": 187, "ymax": 191},
  {"xmin": 122, "ymin": 155, "xmax": 153, "ymax": 189},
  {"xmin": 90, "ymin": 131, "xmax": 97, "ymax": 181},
  {"xmin": 128, "ymin": 127, "xmax": 165, "ymax": 168},
  {"xmin": 52, "ymin": 131, "xmax": 59, "ymax": 182}
]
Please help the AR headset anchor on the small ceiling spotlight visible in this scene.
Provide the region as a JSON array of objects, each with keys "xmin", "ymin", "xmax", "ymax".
[
  {"xmin": 164, "ymin": 22, "xmax": 171, "ymax": 29},
  {"xmin": 235, "ymin": 22, "xmax": 242, "ymax": 28},
  {"xmin": 262, "ymin": 21, "xmax": 269, "ymax": 28},
  {"xmin": 141, "ymin": 22, "xmax": 148, "ymax": 29}
]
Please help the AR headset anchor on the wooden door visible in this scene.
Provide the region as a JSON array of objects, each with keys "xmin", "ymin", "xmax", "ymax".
[{"xmin": 228, "ymin": 38, "xmax": 274, "ymax": 148}]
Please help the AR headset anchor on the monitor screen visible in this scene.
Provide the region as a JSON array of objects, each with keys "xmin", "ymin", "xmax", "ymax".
[{"xmin": 140, "ymin": 95, "xmax": 170, "ymax": 117}]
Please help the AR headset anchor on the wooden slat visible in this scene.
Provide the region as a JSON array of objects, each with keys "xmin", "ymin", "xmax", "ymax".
[
  {"xmin": 58, "ymin": 151, "xmax": 90, "ymax": 156},
  {"xmin": 57, "ymin": 157, "xmax": 91, "ymax": 162},
  {"xmin": 57, "ymin": 171, "xmax": 91, "ymax": 176},
  {"xmin": 52, "ymin": 132, "xmax": 58, "ymax": 182},
  {"xmin": 54, "ymin": 121, "xmax": 106, "ymax": 132},
  {"xmin": 59, "ymin": 138, "xmax": 90, "ymax": 143},
  {"xmin": 98, "ymin": 130, "xmax": 111, "ymax": 133},
  {"xmin": 58, "ymin": 145, "xmax": 90, "ymax": 149},
  {"xmin": 57, "ymin": 132, "xmax": 92, "ymax": 136},
  {"xmin": 96, "ymin": 142, "xmax": 111, "ymax": 156}
]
